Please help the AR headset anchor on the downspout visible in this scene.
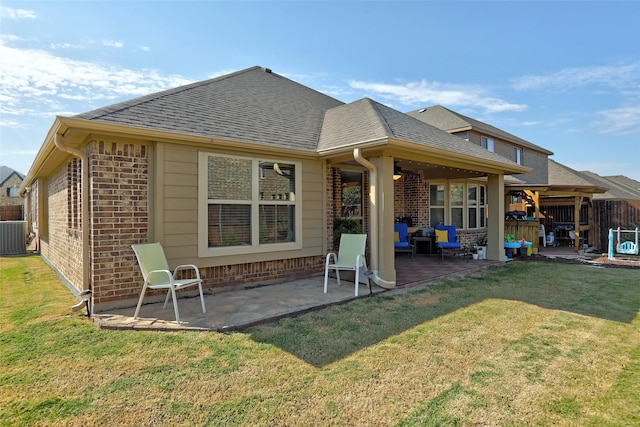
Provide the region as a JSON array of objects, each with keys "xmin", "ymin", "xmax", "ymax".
[
  {"xmin": 353, "ymin": 148, "xmax": 395, "ymax": 289},
  {"xmin": 55, "ymin": 134, "xmax": 91, "ymax": 298}
]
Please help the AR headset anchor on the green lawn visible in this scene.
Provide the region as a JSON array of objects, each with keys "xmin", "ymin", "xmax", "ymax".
[{"xmin": 1, "ymin": 255, "xmax": 638, "ymax": 426}]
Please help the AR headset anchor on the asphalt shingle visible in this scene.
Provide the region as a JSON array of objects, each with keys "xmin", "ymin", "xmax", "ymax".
[
  {"xmin": 407, "ymin": 105, "xmax": 553, "ymax": 155},
  {"xmin": 74, "ymin": 66, "xmax": 344, "ymax": 151},
  {"xmin": 319, "ymin": 98, "xmax": 523, "ymax": 166}
]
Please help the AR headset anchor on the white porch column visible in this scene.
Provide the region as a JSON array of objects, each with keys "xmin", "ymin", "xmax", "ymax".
[
  {"xmin": 370, "ymin": 156, "xmax": 396, "ymax": 283},
  {"xmin": 487, "ymin": 174, "xmax": 505, "ymax": 261}
]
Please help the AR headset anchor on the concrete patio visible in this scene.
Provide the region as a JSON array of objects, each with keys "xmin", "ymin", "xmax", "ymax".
[
  {"xmin": 93, "ymin": 245, "xmax": 596, "ymax": 332},
  {"xmin": 93, "ymin": 253, "xmax": 502, "ymax": 332}
]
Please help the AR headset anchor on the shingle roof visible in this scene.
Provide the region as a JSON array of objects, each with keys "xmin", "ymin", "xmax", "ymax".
[
  {"xmin": 74, "ymin": 66, "xmax": 344, "ymax": 151},
  {"xmin": 319, "ymin": 98, "xmax": 521, "ymax": 165},
  {"xmin": 579, "ymin": 171, "xmax": 640, "ymax": 200},
  {"xmin": 71, "ymin": 67, "xmax": 522, "ymax": 169},
  {"xmin": 0, "ymin": 165, "xmax": 25, "ymax": 186},
  {"xmin": 546, "ymin": 159, "xmax": 619, "ymax": 197},
  {"xmin": 407, "ymin": 105, "xmax": 553, "ymax": 155},
  {"xmin": 548, "ymin": 159, "xmax": 601, "ymax": 187}
]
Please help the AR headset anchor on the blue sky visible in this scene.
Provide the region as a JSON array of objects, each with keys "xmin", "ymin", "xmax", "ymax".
[{"xmin": 1, "ymin": 1, "xmax": 639, "ymax": 181}]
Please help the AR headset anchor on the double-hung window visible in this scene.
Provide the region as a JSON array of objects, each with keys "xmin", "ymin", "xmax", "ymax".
[
  {"xmin": 450, "ymin": 184, "xmax": 464, "ymax": 229},
  {"xmin": 479, "ymin": 185, "xmax": 486, "ymax": 228},
  {"xmin": 515, "ymin": 147, "xmax": 523, "ymax": 165},
  {"xmin": 199, "ymin": 153, "xmax": 300, "ymax": 256},
  {"xmin": 466, "ymin": 184, "xmax": 486, "ymax": 229},
  {"xmin": 430, "ymin": 182, "xmax": 486, "ymax": 229},
  {"xmin": 468, "ymin": 185, "xmax": 478, "ymax": 229},
  {"xmin": 481, "ymin": 136, "xmax": 494, "ymax": 152},
  {"xmin": 429, "ymin": 184, "xmax": 445, "ymax": 227},
  {"xmin": 7, "ymin": 187, "xmax": 19, "ymax": 198}
]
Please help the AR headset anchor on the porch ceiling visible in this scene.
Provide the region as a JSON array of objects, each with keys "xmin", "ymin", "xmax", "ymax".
[
  {"xmin": 395, "ymin": 158, "xmax": 487, "ymax": 180},
  {"xmin": 506, "ymin": 184, "xmax": 607, "ymax": 197},
  {"xmin": 332, "ymin": 158, "xmax": 490, "ymax": 181}
]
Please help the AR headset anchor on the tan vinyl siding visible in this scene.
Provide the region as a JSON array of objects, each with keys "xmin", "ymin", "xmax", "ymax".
[
  {"xmin": 160, "ymin": 144, "xmax": 199, "ymax": 265},
  {"xmin": 158, "ymin": 145, "xmax": 326, "ymax": 268},
  {"xmin": 301, "ymin": 159, "xmax": 326, "ymax": 254}
]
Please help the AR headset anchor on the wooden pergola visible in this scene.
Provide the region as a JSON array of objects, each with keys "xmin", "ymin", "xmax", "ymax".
[{"xmin": 505, "ymin": 184, "xmax": 607, "ymax": 251}]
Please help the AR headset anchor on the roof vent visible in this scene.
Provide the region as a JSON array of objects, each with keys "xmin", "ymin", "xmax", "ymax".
[
  {"xmin": 263, "ymin": 67, "xmax": 272, "ymax": 73},
  {"xmin": 418, "ymin": 108, "xmax": 427, "ymax": 113}
]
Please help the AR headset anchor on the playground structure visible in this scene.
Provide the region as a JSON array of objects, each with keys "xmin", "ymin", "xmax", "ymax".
[{"xmin": 608, "ymin": 227, "xmax": 639, "ymax": 260}]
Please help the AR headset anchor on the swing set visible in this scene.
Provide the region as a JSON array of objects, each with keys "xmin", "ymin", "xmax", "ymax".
[{"xmin": 608, "ymin": 227, "xmax": 639, "ymax": 259}]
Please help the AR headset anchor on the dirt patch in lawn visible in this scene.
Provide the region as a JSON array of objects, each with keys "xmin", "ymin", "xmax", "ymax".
[{"xmin": 518, "ymin": 253, "xmax": 640, "ymax": 269}]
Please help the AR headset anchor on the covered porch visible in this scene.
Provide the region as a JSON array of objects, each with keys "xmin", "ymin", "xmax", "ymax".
[{"xmin": 328, "ymin": 149, "xmax": 523, "ymax": 292}]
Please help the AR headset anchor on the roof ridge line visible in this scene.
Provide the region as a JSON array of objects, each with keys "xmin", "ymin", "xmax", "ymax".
[{"xmin": 366, "ymin": 98, "xmax": 394, "ymax": 137}]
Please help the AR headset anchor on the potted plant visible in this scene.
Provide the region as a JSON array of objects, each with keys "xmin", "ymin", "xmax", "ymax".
[
  {"xmin": 470, "ymin": 247, "xmax": 479, "ymax": 260},
  {"xmin": 475, "ymin": 234, "xmax": 487, "ymax": 259}
]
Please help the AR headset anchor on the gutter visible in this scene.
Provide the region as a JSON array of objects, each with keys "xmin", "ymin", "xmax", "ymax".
[
  {"xmin": 353, "ymin": 148, "xmax": 395, "ymax": 289},
  {"xmin": 54, "ymin": 134, "xmax": 91, "ymax": 297}
]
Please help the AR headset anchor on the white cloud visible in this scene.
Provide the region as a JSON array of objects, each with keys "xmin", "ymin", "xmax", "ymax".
[
  {"xmin": 0, "ymin": 117, "xmax": 25, "ymax": 128},
  {"xmin": 513, "ymin": 63, "xmax": 640, "ymax": 137},
  {"xmin": 595, "ymin": 105, "xmax": 640, "ymax": 136},
  {"xmin": 512, "ymin": 63, "xmax": 640, "ymax": 91},
  {"xmin": 520, "ymin": 121, "xmax": 544, "ymax": 127},
  {"xmin": 50, "ymin": 42, "xmax": 83, "ymax": 50},
  {"xmin": 348, "ymin": 79, "xmax": 527, "ymax": 113},
  {"xmin": 0, "ymin": 5, "xmax": 36, "ymax": 20},
  {"xmin": 0, "ymin": 37, "xmax": 194, "ymax": 124},
  {"xmin": 103, "ymin": 40, "xmax": 124, "ymax": 48}
]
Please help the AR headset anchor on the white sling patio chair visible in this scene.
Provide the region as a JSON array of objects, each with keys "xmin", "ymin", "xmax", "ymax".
[
  {"xmin": 539, "ymin": 224, "xmax": 546, "ymax": 247},
  {"xmin": 132, "ymin": 243, "xmax": 206, "ymax": 323},
  {"xmin": 324, "ymin": 233, "xmax": 370, "ymax": 297}
]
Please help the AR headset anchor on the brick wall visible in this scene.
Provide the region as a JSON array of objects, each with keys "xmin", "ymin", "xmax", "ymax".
[
  {"xmin": 197, "ymin": 256, "xmax": 325, "ymax": 292},
  {"xmin": 40, "ymin": 162, "xmax": 84, "ymax": 293},
  {"xmin": 89, "ymin": 140, "xmax": 149, "ymax": 309},
  {"xmin": 90, "ymin": 139, "xmax": 327, "ymax": 311},
  {"xmin": 393, "ymin": 171, "xmax": 427, "ymax": 226}
]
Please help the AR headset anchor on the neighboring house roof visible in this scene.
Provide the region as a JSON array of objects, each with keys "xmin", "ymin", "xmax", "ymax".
[
  {"xmin": 506, "ymin": 159, "xmax": 608, "ymax": 196},
  {"xmin": 74, "ymin": 66, "xmax": 344, "ymax": 151},
  {"xmin": 548, "ymin": 159, "xmax": 596, "ymax": 186},
  {"xmin": 0, "ymin": 165, "xmax": 25, "ymax": 186},
  {"xmin": 546, "ymin": 159, "xmax": 608, "ymax": 194},
  {"xmin": 406, "ymin": 105, "xmax": 554, "ymax": 155},
  {"xmin": 318, "ymin": 98, "xmax": 522, "ymax": 166},
  {"xmin": 579, "ymin": 171, "xmax": 640, "ymax": 201}
]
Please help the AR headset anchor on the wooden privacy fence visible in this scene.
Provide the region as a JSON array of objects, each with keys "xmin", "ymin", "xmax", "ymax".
[
  {"xmin": 594, "ymin": 200, "xmax": 640, "ymax": 251},
  {"xmin": 505, "ymin": 220, "xmax": 540, "ymax": 253},
  {"xmin": 0, "ymin": 205, "xmax": 23, "ymax": 221}
]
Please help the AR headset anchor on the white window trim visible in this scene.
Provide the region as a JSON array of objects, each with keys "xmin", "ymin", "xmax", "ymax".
[
  {"xmin": 429, "ymin": 182, "xmax": 446, "ymax": 228},
  {"xmin": 515, "ymin": 147, "xmax": 523, "ymax": 165},
  {"xmin": 198, "ymin": 152, "xmax": 302, "ymax": 258},
  {"xmin": 433, "ymin": 181, "xmax": 487, "ymax": 230},
  {"xmin": 450, "ymin": 183, "xmax": 464, "ymax": 229}
]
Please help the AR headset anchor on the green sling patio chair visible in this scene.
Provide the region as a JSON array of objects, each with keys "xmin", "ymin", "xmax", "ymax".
[
  {"xmin": 324, "ymin": 233, "xmax": 371, "ymax": 297},
  {"xmin": 132, "ymin": 242, "xmax": 206, "ymax": 323}
]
